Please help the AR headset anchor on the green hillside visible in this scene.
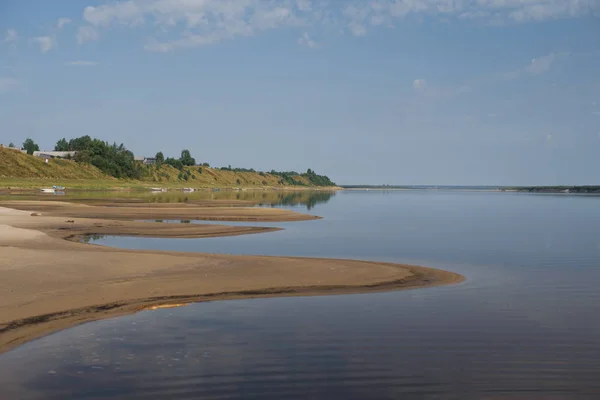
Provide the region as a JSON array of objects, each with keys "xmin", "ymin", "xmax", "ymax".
[
  {"xmin": 0, "ymin": 147, "xmax": 337, "ymax": 190},
  {"xmin": 0, "ymin": 147, "xmax": 113, "ymax": 180}
]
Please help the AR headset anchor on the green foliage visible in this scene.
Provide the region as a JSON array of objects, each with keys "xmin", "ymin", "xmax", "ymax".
[
  {"xmin": 202, "ymin": 162, "xmax": 210, "ymax": 167},
  {"xmin": 54, "ymin": 138, "xmax": 69, "ymax": 151},
  {"xmin": 23, "ymin": 138, "xmax": 39, "ymax": 155},
  {"xmin": 8, "ymin": 142, "xmax": 15, "ymax": 148},
  {"xmin": 303, "ymin": 168, "xmax": 336, "ymax": 186},
  {"xmin": 179, "ymin": 149, "xmax": 196, "ymax": 166},
  {"xmin": 197, "ymin": 167, "xmax": 203, "ymax": 174},
  {"xmin": 60, "ymin": 135, "xmax": 142, "ymax": 179},
  {"xmin": 236, "ymin": 178, "xmax": 242, "ymax": 185},
  {"xmin": 165, "ymin": 157, "xmax": 184, "ymax": 170},
  {"xmin": 221, "ymin": 165, "xmax": 256, "ymax": 173},
  {"xmin": 155, "ymin": 151, "xmax": 165, "ymax": 167}
]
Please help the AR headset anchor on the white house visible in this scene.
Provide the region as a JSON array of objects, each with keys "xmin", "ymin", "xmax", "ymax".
[{"xmin": 33, "ymin": 151, "xmax": 78, "ymax": 159}]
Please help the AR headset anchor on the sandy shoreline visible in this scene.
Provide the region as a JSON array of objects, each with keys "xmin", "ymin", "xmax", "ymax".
[{"xmin": 0, "ymin": 201, "xmax": 464, "ymax": 355}]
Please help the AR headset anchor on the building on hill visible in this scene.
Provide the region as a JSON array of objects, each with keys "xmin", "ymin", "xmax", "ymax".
[
  {"xmin": 134, "ymin": 156, "xmax": 156, "ymax": 165},
  {"xmin": 32, "ymin": 151, "xmax": 78, "ymax": 159}
]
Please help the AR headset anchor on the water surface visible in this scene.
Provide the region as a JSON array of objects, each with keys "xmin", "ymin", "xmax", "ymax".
[{"xmin": 1, "ymin": 190, "xmax": 599, "ymax": 399}]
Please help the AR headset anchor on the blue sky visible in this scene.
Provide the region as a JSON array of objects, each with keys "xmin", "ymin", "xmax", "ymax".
[{"xmin": 1, "ymin": 0, "xmax": 599, "ymax": 185}]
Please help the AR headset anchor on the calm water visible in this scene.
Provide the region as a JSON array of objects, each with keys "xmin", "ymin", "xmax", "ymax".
[{"xmin": 1, "ymin": 190, "xmax": 600, "ymax": 399}]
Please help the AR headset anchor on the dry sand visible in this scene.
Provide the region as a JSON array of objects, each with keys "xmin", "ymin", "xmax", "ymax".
[{"xmin": 0, "ymin": 201, "xmax": 464, "ymax": 355}]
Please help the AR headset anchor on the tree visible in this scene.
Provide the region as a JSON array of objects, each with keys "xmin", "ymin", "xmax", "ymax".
[
  {"xmin": 155, "ymin": 151, "xmax": 164, "ymax": 167},
  {"xmin": 23, "ymin": 138, "xmax": 40, "ymax": 155},
  {"xmin": 8, "ymin": 142, "xmax": 14, "ymax": 148},
  {"xmin": 54, "ymin": 138, "xmax": 69, "ymax": 151},
  {"xmin": 165, "ymin": 157, "xmax": 184, "ymax": 170},
  {"xmin": 179, "ymin": 149, "xmax": 196, "ymax": 166}
]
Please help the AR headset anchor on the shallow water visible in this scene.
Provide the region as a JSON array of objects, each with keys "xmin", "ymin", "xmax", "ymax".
[
  {"xmin": 1, "ymin": 190, "xmax": 600, "ymax": 399},
  {"xmin": 0, "ymin": 189, "xmax": 336, "ymax": 211}
]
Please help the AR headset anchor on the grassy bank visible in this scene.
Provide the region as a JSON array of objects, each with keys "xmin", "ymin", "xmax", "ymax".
[{"xmin": 0, "ymin": 148, "xmax": 340, "ymax": 190}]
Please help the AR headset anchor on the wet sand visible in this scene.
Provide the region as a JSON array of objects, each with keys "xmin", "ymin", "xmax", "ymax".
[
  {"xmin": 0, "ymin": 200, "xmax": 320, "ymax": 222},
  {"xmin": 0, "ymin": 201, "xmax": 464, "ymax": 355}
]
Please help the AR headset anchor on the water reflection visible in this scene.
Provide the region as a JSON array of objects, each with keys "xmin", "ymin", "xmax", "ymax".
[
  {"xmin": 2, "ymin": 191, "xmax": 600, "ymax": 399},
  {"xmin": 2, "ymin": 288, "xmax": 600, "ymax": 399},
  {"xmin": 0, "ymin": 189, "xmax": 336, "ymax": 210},
  {"xmin": 80, "ymin": 234, "xmax": 106, "ymax": 244}
]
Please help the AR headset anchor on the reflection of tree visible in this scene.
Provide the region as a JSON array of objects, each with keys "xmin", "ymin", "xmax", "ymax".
[
  {"xmin": 96, "ymin": 190, "xmax": 336, "ymax": 210},
  {"xmin": 81, "ymin": 234, "xmax": 106, "ymax": 243},
  {"xmin": 264, "ymin": 191, "xmax": 336, "ymax": 210}
]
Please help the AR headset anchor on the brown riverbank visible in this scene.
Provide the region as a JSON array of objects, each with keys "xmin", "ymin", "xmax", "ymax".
[{"xmin": 0, "ymin": 202, "xmax": 464, "ymax": 355}]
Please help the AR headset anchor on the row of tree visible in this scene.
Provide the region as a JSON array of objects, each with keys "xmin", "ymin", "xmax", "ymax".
[
  {"xmin": 154, "ymin": 149, "xmax": 198, "ymax": 170},
  {"xmin": 12, "ymin": 136, "xmax": 335, "ymax": 186},
  {"xmin": 55, "ymin": 135, "xmax": 142, "ymax": 179}
]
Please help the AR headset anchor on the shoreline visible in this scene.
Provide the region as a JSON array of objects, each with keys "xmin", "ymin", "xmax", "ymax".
[{"xmin": 0, "ymin": 201, "xmax": 464, "ymax": 355}]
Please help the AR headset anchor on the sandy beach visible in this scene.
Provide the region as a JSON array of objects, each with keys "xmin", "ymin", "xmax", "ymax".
[{"xmin": 0, "ymin": 201, "xmax": 464, "ymax": 355}]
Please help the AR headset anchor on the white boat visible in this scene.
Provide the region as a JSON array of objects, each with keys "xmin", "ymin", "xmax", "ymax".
[
  {"xmin": 182, "ymin": 187, "xmax": 195, "ymax": 192},
  {"xmin": 40, "ymin": 188, "xmax": 55, "ymax": 193},
  {"xmin": 150, "ymin": 187, "xmax": 168, "ymax": 192}
]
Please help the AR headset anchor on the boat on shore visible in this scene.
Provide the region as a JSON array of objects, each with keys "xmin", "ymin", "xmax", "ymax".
[
  {"xmin": 150, "ymin": 187, "xmax": 168, "ymax": 192},
  {"xmin": 182, "ymin": 188, "xmax": 195, "ymax": 192},
  {"xmin": 40, "ymin": 186, "xmax": 66, "ymax": 193}
]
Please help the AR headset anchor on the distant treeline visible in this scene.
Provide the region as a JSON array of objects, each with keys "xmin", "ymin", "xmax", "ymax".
[
  {"xmin": 15, "ymin": 135, "xmax": 337, "ymax": 186},
  {"xmin": 508, "ymin": 186, "xmax": 600, "ymax": 193}
]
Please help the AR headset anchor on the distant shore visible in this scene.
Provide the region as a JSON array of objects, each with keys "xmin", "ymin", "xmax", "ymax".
[
  {"xmin": 341, "ymin": 185, "xmax": 600, "ymax": 194},
  {"xmin": 0, "ymin": 201, "xmax": 464, "ymax": 355}
]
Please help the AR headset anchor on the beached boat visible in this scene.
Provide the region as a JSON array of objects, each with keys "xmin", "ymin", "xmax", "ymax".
[
  {"xmin": 41, "ymin": 186, "xmax": 66, "ymax": 193},
  {"xmin": 150, "ymin": 187, "xmax": 168, "ymax": 192},
  {"xmin": 182, "ymin": 188, "xmax": 195, "ymax": 192}
]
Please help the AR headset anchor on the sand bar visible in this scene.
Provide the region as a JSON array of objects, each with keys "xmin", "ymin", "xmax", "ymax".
[
  {"xmin": 0, "ymin": 201, "xmax": 464, "ymax": 355},
  {"xmin": 0, "ymin": 200, "xmax": 320, "ymax": 222}
]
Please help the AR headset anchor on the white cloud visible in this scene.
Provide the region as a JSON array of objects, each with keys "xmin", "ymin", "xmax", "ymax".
[
  {"xmin": 31, "ymin": 36, "xmax": 56, "ymax": 53},
  {"xmin": 0, "ymin": 77, "xmax": 18, "ymax": 94},
  {"xmin": 413, "ymin": 79, "xmax": 427, "ymax": 90},
  {"xmin": 64, "ymin": 60, "xmax": 98, "ymax": 67},
  {"xmin": 74, "ymin": 0, "xmax": 600, "ymax": 51},
  {"xmin": 76, "ymin": 26, "xmax": 99, "ymax": 44},
  {"xmin": 526, "ymin": 52, "xmax": 558, "ymax": 75},
  {"xmin": 502, "ymin": 51, "xmax": 569, "ymax": 79},
  {"xmin": 297, "ymin": 32, "xmax": 317, "ymax": 48},
  {"xmin": 57, "ymin": 17, "xmax": 72, "ymax": 29},
  {"xmin": 3, "ymin": 29, "xmax": 18, "ymax": 46}
]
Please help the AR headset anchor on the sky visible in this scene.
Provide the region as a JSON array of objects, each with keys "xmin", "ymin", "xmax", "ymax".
[{"xmin": 1, "ymin": 0, "xmax": 599, "ymax": 185}]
